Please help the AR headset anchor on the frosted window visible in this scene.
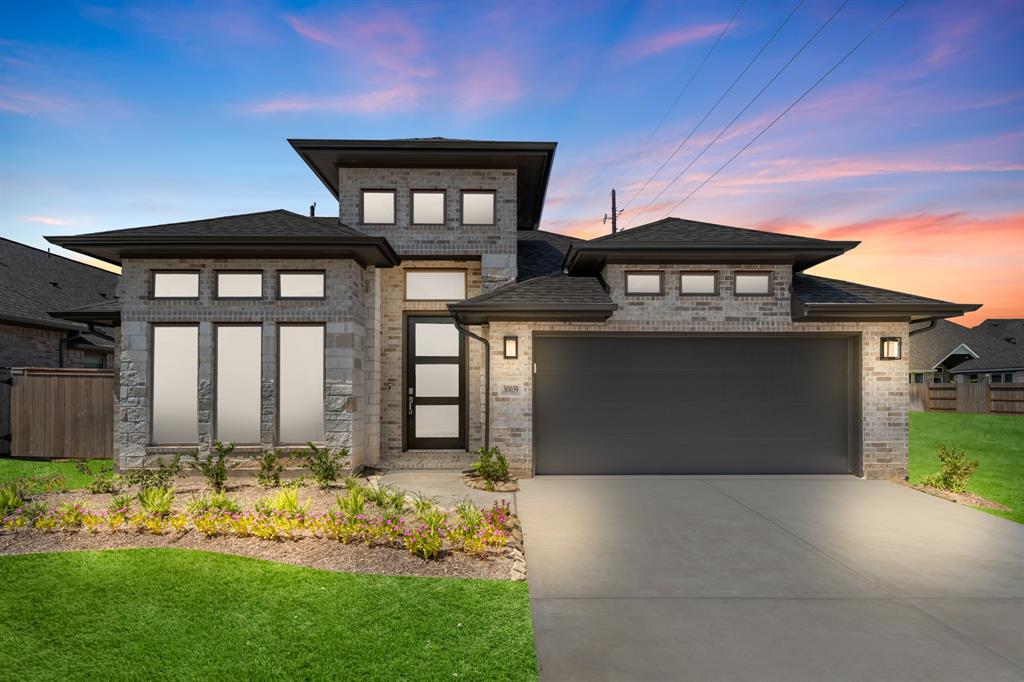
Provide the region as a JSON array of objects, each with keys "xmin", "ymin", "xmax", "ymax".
[
  {"xmin": 153, "ymin": 272, "xmax": 199, "ymax": 298},
  {"xmin": 416, "ymin": 323, "xmax": 460, "ymax": 357},
  {"xmin": 216, "ymin": 326, "xmax": 261, "ymax": 443},
  {"xmin": 280, "ymin": 272, "xmax": 324, "ymax": 298},
  {"xmin": 462, "ymin": 192, "xmax": 495, "ymax": 225},
  {"xmin": 413, "ymin": 191, "xmax": 445, "ymax": 224},
  {"xmin": 217, "ymin": 273, "xmax": 262, "ymax": 298},
  {"xmin": 415, "ymin": 405, "xmax": 459, "ymax": 438},
  {"xmin": 626, "ymin": 273, "xmax": 662, "ymax": 294},
  {"xmin": 279, "ymin": 325, "xmax": 324, "ymax": 442},
  {"xmin": 415, "ymin": 365, "xmax": 460, "ymax": 397},
  {"xmin": 735, "ymin": 273, "xmax": 771, "ymax": 295},
  {"xmin": 152, "ymin": 326, "xmax": 198, "ymax": 444},
  {"xmin": 405, "ymin": 271, "xmax": 466, "ymax": 300},
  {"xmin": 680, "ymin": 273, "xmax": 717, "ymax": 295},
  {"xmin": 362, "ymin": 190, "xmax": 395, "ymax": 224}
]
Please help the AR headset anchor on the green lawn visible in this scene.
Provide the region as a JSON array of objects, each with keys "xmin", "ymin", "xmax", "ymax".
[
  {"xmin": 0, "ymin": 458, "xmax": 110, "ymax": 490},
  {"xmin": 0, "ymin": 548, "xmax": 537, "ymax": 681},
  {"xmin": 909, "ymin": 412, "xmax": 1024, "ymax": 524}
]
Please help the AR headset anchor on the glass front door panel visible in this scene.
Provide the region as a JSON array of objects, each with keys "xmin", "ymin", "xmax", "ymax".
[{"xmin": 407, "ymin": 317, "xmax": 465, "ymax": 449}]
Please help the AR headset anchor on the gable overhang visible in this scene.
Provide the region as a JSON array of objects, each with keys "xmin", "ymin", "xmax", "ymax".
[
  {"xmin": 564, "ymin": 242, "xmax": 859, "ymax": 275},
  {"xmin": 792, "ymin": 300, "xmax": 982, "ymax": 323},
  {"xmin": 45, "ymin": 234, "xmax": 401, "ymax": 268},
  {"xmin": 289, "ymin": 138, "xmax": 557, "ymax": 231},
  {"xmin": 448, "ymin": 302, "xmax": 617, "ymax": 326}
]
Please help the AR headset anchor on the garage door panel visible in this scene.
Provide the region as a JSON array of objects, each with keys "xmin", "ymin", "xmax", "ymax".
[{"xmin": 534, "ymin": 335, "xmax": 854, "ymax": 475}]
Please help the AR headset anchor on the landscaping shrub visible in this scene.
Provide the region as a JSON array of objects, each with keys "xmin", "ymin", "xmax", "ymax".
[
  {"xmin": 109, "ymin": 495, "xmax": 133, "ymax": 513},
  {"xmin": 256, "ymin": 450, "xmax": 284, "ymax": 488},
  {"xmin": 137, "ymin": 487, "xmax": 175, "ymax": 516},
  {"xmin": 256, "ymin": 488, "xmax": 309, "ymax": 517},
  {"xmin": 471, "ymin": 446, "xmax": 510, "ymax": 490},
  {"xmin": 922, "ymin": 444, "xmax": 980, "ymax": 493},
  {"xmin": 0, "ymin": 483, "xmax": 24, "ymax": 517},
  {"xmin": 191, "ymin": 442, "xmax": 238, "ymax": 493},
  {"xmin": 187, "ymin": 492, "xmax": 241, "ymax": 515},
  {"xmin": 305, "ymin": 442, "xmax": 349, "ymax": 489},
  {"xmin": 335, "ymin": 487, "xmax": 367, "ymax": 518},
  {"xmin": 124, "ymin": 454, "xmax": 184, "ymax": 491}
]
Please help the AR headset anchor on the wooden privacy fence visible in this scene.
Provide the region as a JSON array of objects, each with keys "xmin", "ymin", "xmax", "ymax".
[
  {"xmin": 9, "ymin": 367, "xmax": 115, "ymax": 459},
  {"xmin": 909, "ymin": 383, "xmax": 1024, "ymax": 416}
]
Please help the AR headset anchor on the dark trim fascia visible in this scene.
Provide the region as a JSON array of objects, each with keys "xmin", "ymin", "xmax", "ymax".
[
  {"xmin": 792, "ymin": 299, "xmax": 981, "ymax": 323},
  {"xmin": 45, "ymin": 235, "xmax": 401, "ymax": 268},
  {"xmin": 448, "ymin": 302, "xmax": 617, "ymax": 325},
  {"xmin": 50, "ymin": 309, "xmax": 121, "ymax": 326}
]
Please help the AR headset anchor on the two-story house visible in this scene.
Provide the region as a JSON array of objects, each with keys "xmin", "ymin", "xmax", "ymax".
[{"xmin": 49, "ymin": 137, "xmax": 979, "ymax": 479}]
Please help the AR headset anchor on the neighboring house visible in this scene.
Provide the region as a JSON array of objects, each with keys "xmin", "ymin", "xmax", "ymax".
[
  {"xmin": 907, "ymin": 319, "xmax": 1013, "ymax": 384},
  {"xmin": 948, "ymin": 346, "xmax": 1024, "ymax": 384},
  {"xmin": 48, "ymin": 137, "xmax": 980, "ymax": 479},
  {"xmin": 972, "ymin": 318, "xmax": 1023, "ymax": 346},
  {"xmin": 0, "ymin": 238, "xmax": 119, "ymax": 455}
]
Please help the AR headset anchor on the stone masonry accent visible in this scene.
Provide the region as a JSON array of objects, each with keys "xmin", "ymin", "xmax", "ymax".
[{"xmin": 486, "ymin": 264, "xmax": 910, "ymax": 479}]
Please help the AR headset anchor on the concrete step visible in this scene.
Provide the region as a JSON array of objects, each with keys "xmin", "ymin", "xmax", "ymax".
[{"xmin": 380, "ymin": 450, "xmax": 476, "ymax": 471}]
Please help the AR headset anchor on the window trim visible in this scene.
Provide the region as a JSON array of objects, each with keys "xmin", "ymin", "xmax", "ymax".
[
  {"xmin": 460, "ymin": 189, "xmax": 497, "ymax": 226},
  {"xmin": 733, "ymin": 271, "xmax": 773, "ymax": 297},
  {"xmin": 403, "ymin": 268, "xmax": 468, "ymax": 302},
  {"xmin": 624, "ymin": 270, "xmax": 665, "ymax": 297},
  {"xmin": 277, "ymin": 270, "xmax": 326, "ymax": 300},
  {"xmin": 276, "ymin": 322, "xmax": 327, "ymax": 446},
  {"xmin": 214, "ymin": 270, "xmax": 264, "ymax": 300},
  {"xmin": 149, "ymin": 323, "xmax": 200, "ymax": 446},
  {"xmin": 360, "ymin": 188, "xmax": 397, "ymax": 225},
  {"xmin": 151, "ymin": 270, "xmax": 200, "ymax": 300},
  {"xmin": 679, "ymin": 271, "xmax": 720, "ymax": 297},
  {"xmin": 410, "ymin": 189, "xmax": 447, "ymax": 226}
]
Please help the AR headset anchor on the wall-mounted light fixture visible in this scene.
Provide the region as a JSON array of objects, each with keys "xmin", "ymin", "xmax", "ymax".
[
  {"xmin": 503, "ymin": 336, "xmax": 518, "ymax": 359},
  {"xmin": 880, "ymin": 337, "xmax": 902, "ymax": 360}
]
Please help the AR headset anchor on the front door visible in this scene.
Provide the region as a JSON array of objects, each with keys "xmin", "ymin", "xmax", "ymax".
[{"xmin": 406, "ymin": 316, "xmax": 466, "ymax": 450}]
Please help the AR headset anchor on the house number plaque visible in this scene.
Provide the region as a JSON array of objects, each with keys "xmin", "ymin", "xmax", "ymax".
[{"xmin": 501, "ymin": 383, "xmax": 522, "ymax": 395}]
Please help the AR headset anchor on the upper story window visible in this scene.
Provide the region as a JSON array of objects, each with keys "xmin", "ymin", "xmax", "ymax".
[
  {"xmin": 624, "ymin": 271, "xmax": 663, "ymax": 296},
  {"xmin": 734, "ymin": 272, "xmax": 772, "ymax": 296},
  {"xmin": 412, "ymin": 190, "xmax": 446, "ymax": 225},
  {"xmin": 216, "ymin": 272, "xmax": 262, "ymax": 298},
  {"xmin": 361, "ymin": 190, "xmax": 396, "ymax": 224},
  {"xmin": 279, "ymin": 271, "xmax": 325, "ymax": 299},
  {"xmin": 405, "ymin": 270, "xmax": 466, "ymax": 301},
  {"xmin": 153, "ymin": 271, "xmax": 199, "ymax": 298},
  {"xmin": 461, "ymin": 190, "xmax": 495, "ymax": 225},
  {"xmin": 680, "ymin": 272, "xmax": 718, "ymax": 296}
]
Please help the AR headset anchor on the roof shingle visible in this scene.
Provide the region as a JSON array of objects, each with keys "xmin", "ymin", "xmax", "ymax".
[{"xmin": 592, "ymin": 217, "xmax": 845, "ymax": 246}]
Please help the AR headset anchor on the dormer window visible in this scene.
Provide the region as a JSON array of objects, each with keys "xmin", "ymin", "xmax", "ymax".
[
  {"xmin": 361, "ymin": 190, "xmax": 396, "ymax": 225},
  {"xmin": 412, "ymin": 190, "xmax": 446, "ymax": 225},
  {"xmin": 461, "ymin": 190, "xmax": 495, "ymax": 226}
]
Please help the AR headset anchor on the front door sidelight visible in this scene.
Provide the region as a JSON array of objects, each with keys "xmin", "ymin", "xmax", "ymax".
[{"xmin": 406, "ymin": 316, "xmax": 465, "ymax": 450}]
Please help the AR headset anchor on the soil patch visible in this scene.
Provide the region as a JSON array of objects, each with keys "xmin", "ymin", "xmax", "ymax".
[
  {"xmin": 462, "ymin": 471, "xmax": 519, "ymax": 493},
  {"xmin": 902, "ymin": 481, "xmax": 1012, "ymax": 512}
]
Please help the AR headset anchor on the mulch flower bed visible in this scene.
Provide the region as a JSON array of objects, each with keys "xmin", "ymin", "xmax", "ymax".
[
  {"xmin": 901, "ymin": 481, "xmax": 1011, "ymax": 512},
  {"xmin": 0, "ymin": 477, "xmax": 523, "ymax": 581},
  {"xmin": 462, "ymin": 470, "xmax": 519, "ymax": 493}
]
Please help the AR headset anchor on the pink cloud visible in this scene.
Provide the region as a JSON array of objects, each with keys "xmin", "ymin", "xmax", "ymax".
[
  {"xmin": 449, "ymin": 53, "xmax": 523, "ymax": 113},
  {"xmin": 0, "ymin": 86, "xmax": 75, "ymax": 117},
  {"xmin": 243, "ymin": 84, "xmax": 423, "ymax": 114},
  {"xmin": 617, "ymin": 22, "xmax": 732, "ymax": 61},
  {"xmin": 20, "ymin": 215, "xmax": 73, "ymax": 226}
]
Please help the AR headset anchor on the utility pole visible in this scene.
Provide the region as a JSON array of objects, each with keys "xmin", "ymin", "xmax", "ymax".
[{"xmin": 603, "ymin": 189, "xmax": 623, "ymax": 234}]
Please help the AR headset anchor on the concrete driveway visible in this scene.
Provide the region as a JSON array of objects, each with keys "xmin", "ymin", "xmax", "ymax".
[{"xmin": 518, "ymin": 476, "xmax": 1024, "ymax": 681}]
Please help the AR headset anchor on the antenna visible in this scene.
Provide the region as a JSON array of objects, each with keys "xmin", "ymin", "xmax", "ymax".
[
  {"xmin": 309, "ymin": 202, "xmax": 316, "ymax": 217},
  {"xmin": 602, "ymin": 189, "xmax": 624, "ymax": 234}
]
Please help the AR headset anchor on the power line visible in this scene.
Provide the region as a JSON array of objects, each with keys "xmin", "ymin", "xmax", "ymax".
[
  {"xmin": 661, "ymin": 0, "xmax": 911, "ymax": 217},
  {"xmin": 629, "ymin": 0, "xmax": 746, "ymax": 169},
  {"xmin": 621, "ymin": 0, "xmax": 805, "ymax": 215},
  {"xmin": 623, "ymin": 0, "xmax": 849, "ymax": 229}
]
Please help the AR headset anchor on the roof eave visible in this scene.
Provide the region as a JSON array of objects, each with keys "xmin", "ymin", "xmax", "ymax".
[
  {"xmin": 448, "ymin": 302, "xmax": 617, "ymax": 325},
  {"xmin": 564, "ymin": 242, "xmax": 858, "ymax": 274},
  {"xmin": 950, "ymin": 365, "xmax": 1024, "ymax": 374},
  {"xmin": 51, "ymin": 308, "xmax": 122, "ymax": 327},
  {"xmin": 792, "ymin": 301, "xmax": 981, "ymax": 323},
  {"xmin": 0, "ymin": 313, "xmax": 83, "ymax": 332}
]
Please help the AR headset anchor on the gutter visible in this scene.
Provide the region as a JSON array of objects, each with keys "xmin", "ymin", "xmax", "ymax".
[{"xmin": 451, "ymin": 316, "xmax": 490, "ymax": 449}]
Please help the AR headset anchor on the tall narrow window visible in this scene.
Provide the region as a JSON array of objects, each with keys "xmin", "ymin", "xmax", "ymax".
[
  {"xmin": 153, "ymin": 272, "xmax": 199, "ymax": 298},
  {"xmin": 216, "ymin": 325, "xmax": 261, "ymax": 443},
  {"xmin": 461, "ymin": 191, "xmax": 495, "ymax": 225},
  {"xmin": 279, "ymin": 325, "xmax": 324, "ymax": 443},
  {"xmin": 152, "ymin": 325, "xmax": 198, "ymax": 444},
  {"xmin": 361, "ymin": 190, "xmax": 396, "ymax": 224},
  {"xmin": 412, "ymin": 190, "xmax": 445, "ymax": 225}
]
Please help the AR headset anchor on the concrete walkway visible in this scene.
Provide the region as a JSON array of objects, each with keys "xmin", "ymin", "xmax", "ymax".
[
  {"xmin": 518, "ymin": 476, "xmax": 1024, "ymax": 681},
  {"xmin": 378, "ymin": 470, "xmax": 515, "ymax": 511}
]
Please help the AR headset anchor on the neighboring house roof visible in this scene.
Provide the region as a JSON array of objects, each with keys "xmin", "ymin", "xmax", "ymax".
[
  {"xmin": 907, "ymin": 319, "xmax": 1011, "ymax": 372},
  {"xmin": 791, "ymin": 274, "xmax": 980, "ymax": 323},
  {"xmin": 972, "ymin": 318, "xmax": 1023, "ymax": 345},
  {"xmin": 0, "ymin": 238, "xmax": 118, "ymax": 333},
  {"xmin": 449, "ymin": 273, "xmax": 616, "ymax": 325},
  {"xmin": 289, "ymin": 138, "xmax": 557, "ymax": 231},
  {"xmin": 45, "ymin": 209, "xmax": 399, "ymax": 267},
  {"xmin": 516, "ymin": 230, "xmax": 581, "ymax": 282},
  {"xmin": 949, "ymin": 346, "xmax": 1024, "ymax": 373},
  {"xmin": 52, "ymin": 298, "xmax": 123, "ymax": 327},
  {"xmin": 564, "ymin": 217, "xmax": 859, "ymax": 274}
]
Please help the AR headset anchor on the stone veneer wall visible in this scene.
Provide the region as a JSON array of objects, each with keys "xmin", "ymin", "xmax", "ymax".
[
  {"xmin": 115, "ymin": 258, "xmax": 374, "ymax": 470},
  {"xmin": 337, "ymin": 167, "xmax": 518, "ymax": 288},
  {"xmin": 375, "ymin": 260, "xmax": 486, "ymax": 465},
  {"xmin": 486, "ymin": 264, "xmax": 910, "ymax": 479}
]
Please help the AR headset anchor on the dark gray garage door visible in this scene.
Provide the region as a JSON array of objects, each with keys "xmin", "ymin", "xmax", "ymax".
[{"xmin": 533, "ymin": 335, "xmax": 857, "ymax": 475}]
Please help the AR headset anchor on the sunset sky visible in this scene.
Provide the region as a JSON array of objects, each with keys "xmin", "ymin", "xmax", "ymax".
[{"xmin": 2, "ymin": 0, "xmax": 1021, "ymax": 326}]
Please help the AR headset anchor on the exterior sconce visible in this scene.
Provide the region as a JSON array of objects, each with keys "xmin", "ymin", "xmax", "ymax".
[
  {"xmin": 880, "ymin": 337, "xmax": 901, "ymax": 360},
  {"xmin": 503, "ymin": 336, "xmax": 518, "ymax": 359}
]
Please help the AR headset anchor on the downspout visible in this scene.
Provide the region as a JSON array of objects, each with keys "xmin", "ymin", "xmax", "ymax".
[{"xmin": 452, "ymin": 316, "xmax": 490, "ymax": 449}]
